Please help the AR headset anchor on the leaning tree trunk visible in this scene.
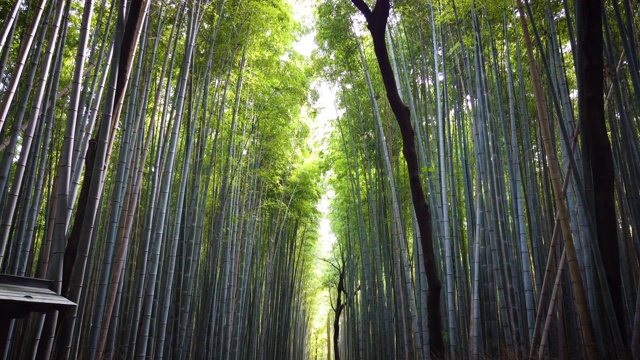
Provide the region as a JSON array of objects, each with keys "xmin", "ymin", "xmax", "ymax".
[{"xmin": 350, "ymin": 0, "xmax": 445, "ymax": 357}]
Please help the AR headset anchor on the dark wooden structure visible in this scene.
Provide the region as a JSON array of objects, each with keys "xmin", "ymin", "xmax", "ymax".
[{"xmin": 0, "ymin": 274, "xmax": 76, "ymax": 357}]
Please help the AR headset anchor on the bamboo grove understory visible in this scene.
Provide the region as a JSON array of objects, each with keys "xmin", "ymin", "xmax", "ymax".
[{"xmin": 0, "ymin": 0, "xmax": 639, "ymax": 359}]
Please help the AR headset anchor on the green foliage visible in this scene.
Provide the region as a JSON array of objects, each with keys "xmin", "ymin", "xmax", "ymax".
[{"xmin": 2, "ymin": 0, "xmax": 639, "ymax": 358}]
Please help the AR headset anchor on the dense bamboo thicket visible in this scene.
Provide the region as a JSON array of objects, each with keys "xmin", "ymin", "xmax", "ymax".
[
  {"xmin": 316, "ymin": 0, "xmax": 640, "ymax": 359},
  {"xmin": 1, "ymin": 0, "xmax": 640, "ymax": 359},
  {"xmin": 0, "ymin": 0, "xmax": 322, "ymax": 359}
]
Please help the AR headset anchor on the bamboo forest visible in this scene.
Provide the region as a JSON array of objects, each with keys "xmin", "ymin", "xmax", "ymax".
[{"xmin": 1, "ymin": 0, "xmax": 640, "ymax": 359}]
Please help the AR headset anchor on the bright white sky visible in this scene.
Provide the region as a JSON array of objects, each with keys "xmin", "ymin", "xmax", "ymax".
[
  {"xmin": 288, "ymin": 0, "xmax": 338, "ymax": 255},
  {"xmin": 288, "ymin": 2, "xmax": 338, "ymax": 345}
]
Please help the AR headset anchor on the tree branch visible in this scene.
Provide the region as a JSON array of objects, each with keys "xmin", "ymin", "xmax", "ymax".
[
  {"xmin": 320, "ymin": 257, "xmax": 341, "ymax": 272},
  {"xmin": 350, "ymin": 0, "xmax": 372, "ymax": 20}
]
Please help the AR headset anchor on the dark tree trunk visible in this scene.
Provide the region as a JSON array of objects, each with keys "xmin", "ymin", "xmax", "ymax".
[
  {"xmin": 62, "ymin": 139, "xmax": 97, "ymax": 297},
  {"xmin": 350, "ymin": 0, "xmax": 444, "ymax": 357},
  {"xmin": 576, "ymin": 0, "xmax": 625, "ymax": 344},
  {"xmin": 333, "ymin": 270, "xmax": 345, "ymax": 360}
]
